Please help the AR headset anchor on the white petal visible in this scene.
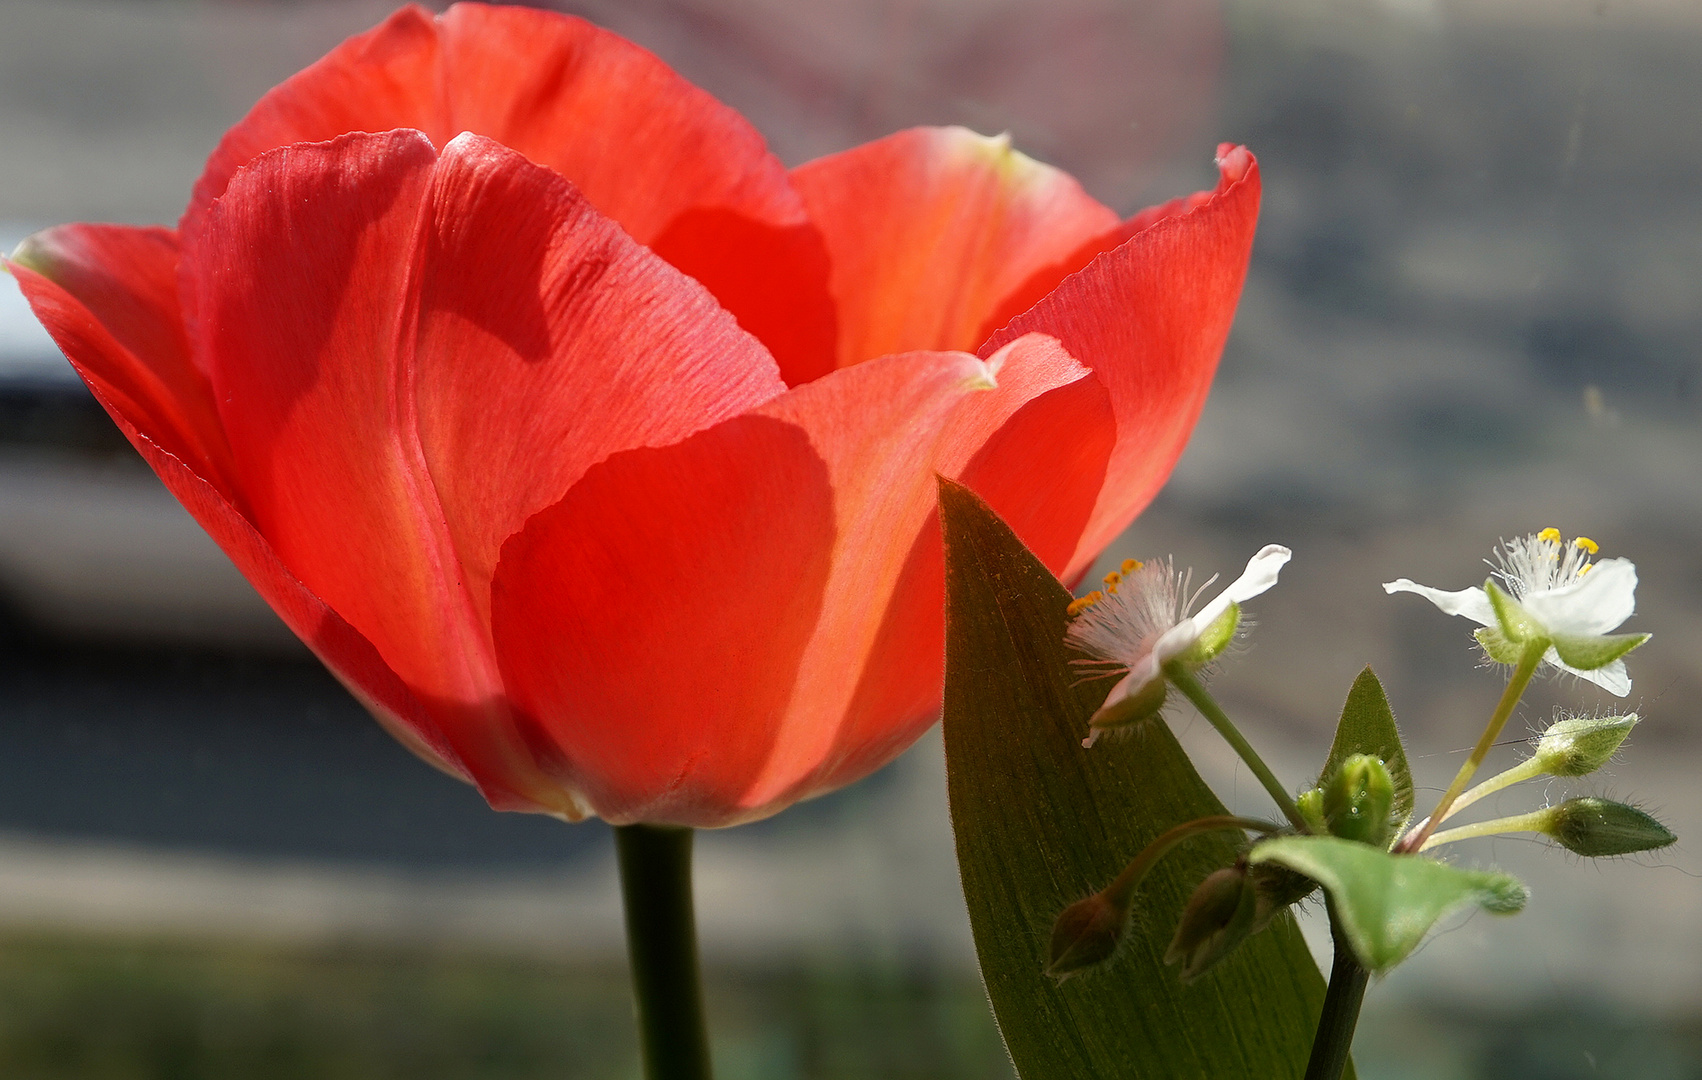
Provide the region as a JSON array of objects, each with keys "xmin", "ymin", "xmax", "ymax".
[
  {"xmin": 1189, "ymin": 544, "xmax": 1291, "ymax": 637},
  {"xmin": 1522, "ymin": 557, "xmax": 1637, "ymax": 637},
  {"xmin": 1383, "ymin": 579, "xmax": 1494, "ymax": 626},
  {"xmin": 1090, "ymin": 667, "xmax": 1160, "ymax": 726},
  {"xmin": 1553, "ymin": 653, "xmax": 1631, "ymax": 697}
]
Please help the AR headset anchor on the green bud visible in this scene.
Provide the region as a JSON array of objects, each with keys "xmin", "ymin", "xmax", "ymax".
[
  {"xmin": 1088, "ymin": 677, "xmax": 1167, "ymax": 736},
  {"xmin": 1533, "ymin": 713, "xmax": 1638, "ymax": 777},
  {"xmin": 1046, "ymin": 891, "xmax": 1127, "ymax": 978},
  {"xmin": 1321, "ymin": 753, "xmax": 1395, "ymax": 848},
  {"xmin": 1295, "ymin": 787, "xmax": 1329, "ymax": 835},
  {"xmin": 1178, "ymin": 601, "xmax": 1240, "ymax": 664},
  {"xmin": 1542, "ymin": 797, "xmax": 1675, "ymax": 857},
  {"xmin": 1248, "ymin": 860, "xmax": 1318, "ymax": 932},
  {"xmin": 1164, "ymin": 867, "xmax": 1257, "ymax": 983}
]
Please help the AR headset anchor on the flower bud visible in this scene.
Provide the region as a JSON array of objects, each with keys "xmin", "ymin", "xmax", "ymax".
[
  {"xmin": 1321, "ymin": 753, "xmax": 1395, "ymax": 848},
  {"xmin": 1248, "ymin": 860, "xmax": 1318, "ymax": 932},
  {"xmin": 1047, "ymin": 891, "xmax": 1128, "ymax": 978},
  {"xmin": 1533, "ymin": 713, "xmax": 1638, "ymax": 777},
  {"xmin": 1295, "ymin": 787, "xmax": 1329, "ymax": 836},
  {"xmin": 1164, "ymin": 866, "xmax": 1257, "ymax": 983},
  {"xmin": 1542, "ymin": 797, "xmax": 1675, "ymax": 857}
]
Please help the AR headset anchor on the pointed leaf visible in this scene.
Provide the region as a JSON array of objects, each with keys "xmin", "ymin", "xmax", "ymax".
[
  {"xmin": 1316, "ymin": 667, "xmax": 1414, "ymax": 834},
  {"xmin": 940, "ymin": 478, "xmax": 1339, "ymax": 1080},
  {"xmin": 1249, "ymin": 836, "xmax": 1527, "ymax": 973}
]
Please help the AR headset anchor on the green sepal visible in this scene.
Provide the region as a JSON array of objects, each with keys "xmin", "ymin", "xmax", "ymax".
[
  {"xmin": 1315, "ymin": 667, "xmax": 1414, "ymax": 838},
  {"xmin": 1474, "ymin": 625, "xmax": 1524, "ymax": 665},
  {"xmin": 1248, "ymin": 835, "xmax": 1527, "ymax": 973},
  {"xmin": 1534, "ymin": 713, "xmax": 1638, "ymax": 777},
  {"xmin": 938, "ymin": 477, "xmax": 1339, "ymax": 1079},
  {"xmin": 1179, "ymin": 601, "xmax": 1239, "ymax": 664},
  {"xmin": 1550, "ymin": 631, "xmax": 1650, "ymax": 671},
  {"xmin": 1485, "ymin": 579, "xmax": 1544, "ymax": 643}
]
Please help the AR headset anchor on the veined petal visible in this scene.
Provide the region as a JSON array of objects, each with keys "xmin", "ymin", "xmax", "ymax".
[
  {"xmin": 489, "ymin": 416, "xmax": 837, "ymax": 827},
  {"xmin": 1522, "ymin": 557, "xmax": 1637, "ymax": 637},
  {"xmin": 183, "ymin": 3, "xmax": 835, "ymax": 384},
  {"xmin": 1383, "ymin": 579, "xmax": 1496, "ymax": 627},
  {"xmin": 7, "ymin": 226, "xmax": 236, "ymax": 494},
  {"xmin": 982, "ymin": 146, "xmax": 1261, "ymax": 580},
  {"xmin": 745, "ymin": 335, "xmax": 1095, "ymax": 813},
  {"xmin": 792, "ymin": 126, "xmax": 1118, "ymax": 368},
  {"xmin": 411, "ymin": 133, "xmax": 786, "ymax": 626}
]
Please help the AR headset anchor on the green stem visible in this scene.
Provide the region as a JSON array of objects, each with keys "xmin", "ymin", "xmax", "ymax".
[
  {"xmin": 616, "ymin": 824, "xmax": 714, "ymax": 1080},
  {"xmin": 1303, "ymin": 901, "xmax": 1370, "ymax": 1080},
  {"xmin": 1399, "ymin": 639, "xmax": 1545, "ymax": 852},
  {"xmin": 1101, "ymin": 815, "xmax": 1282, "ymax": 909},
  {"xmin": 1419, "ymin": 808, "xmax": 1554, "ymax": 851},
  {"xmin": 1437, "ymin": 757, "xmax": 1546, "ymax": 825},
  {"xmin": 1165, "ymin": 664, "xmax": 1307, "ymax": 831}
]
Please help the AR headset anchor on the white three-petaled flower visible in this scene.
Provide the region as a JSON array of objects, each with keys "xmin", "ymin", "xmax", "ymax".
[
  {"xmin": 1383, "ymin": 529, "xmax": 1646, "ymax": 697},
  {"xmin": 1067, "ymin": 545, "xmax": 1292, "ymax": 738}
]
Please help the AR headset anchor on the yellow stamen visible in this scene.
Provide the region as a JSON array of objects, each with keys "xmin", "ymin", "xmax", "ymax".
[
  {"xmin": 1067, "ymin": 591, "xmax": 1105, "ymax": 617},
  {"xmin": 1103, "ymin": 571, "xmax": 1122, "ymax": 588},
  {"xmin": 1579, "ymin": 564, "xmax": 1592, "ymax": 575},
  {"xmin": 1537, "ymin": 527, "xmax": 1562, "ymax": 544},
  {"xmin": 1573, "ymin": 536, "xmax": 1599, "ymax": 554},
  {"xmin": 1121, "ymin": 558, "xmax": 1143, "ymax": 575}
]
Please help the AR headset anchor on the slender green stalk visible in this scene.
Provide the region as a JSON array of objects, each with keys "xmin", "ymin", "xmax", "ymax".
[
  {"xmin": 615, "ymin": 824, "xmax": 714, "ymax": 1080},
  {"xmin": 1303, "ymin": 901, "xmax": 1370, "ymax": 1080},
  {"xmin": 1437, "ymin": 757, "xmax": 1546, "ymax": 824},
  {"xmin": 1419, "ymin": 809, "xmax": 1553, "ymax": 851},
  {"xmin": 1398, "ymin": 639, "xmax": 1545, "ymax": 853},
  {"xmin": 1165, "ymin": 663, "xmax": 1308, "ymax": 831},
  {"xmin": 1101, "ymin": 815, "xmax": 1282, "ymax": 908}
]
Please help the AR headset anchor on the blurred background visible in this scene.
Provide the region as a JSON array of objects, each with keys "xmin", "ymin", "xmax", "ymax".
[{"xmin": 2, "ymin": 0, "xmax": 1700, "ymax": 1076}]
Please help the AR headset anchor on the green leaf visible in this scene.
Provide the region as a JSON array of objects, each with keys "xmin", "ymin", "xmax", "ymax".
[
  {"xmin": 1248, "ymin": 836, "xmax": 1527, "ymax": 973},
  {"xmin": 1550, "ymin": 631, "xmax": 1651, "ymax": 671},
  {"xmin": 939, "ymin": 478, "xmax": 1339, "ymax": 1080},
  {"xmin": 1316, "ymin": 667, "xmax": 1414, "ymax": 835}
]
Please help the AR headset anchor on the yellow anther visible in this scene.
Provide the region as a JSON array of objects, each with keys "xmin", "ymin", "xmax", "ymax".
[
  {"xmin": 1573, "ymin": 536, "xmax": 1599, "ymax": 555},
  {"xmin": 1067, "ymin": 591, "xmax": 1105, "ymax": 617},
  {"xmin": 1579, "ymin": 563, "xmax": 1592, "ymax": 575},
  {"xmin": 1121, "ymin": 558, "xmax": 1143, "ymax": 575},
  {"xmin": 1103, "ymin": 570, "xmax": 1122, "ymax": 589},
  {"xmin": 1537, "ymin": 527, "xmax": 1562, "ymax": 544}
]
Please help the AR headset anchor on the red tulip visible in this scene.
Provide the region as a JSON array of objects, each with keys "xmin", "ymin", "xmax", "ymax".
[{"xmin": 8, "ymin": 3, "xmax": 1259, "ymax": 827}]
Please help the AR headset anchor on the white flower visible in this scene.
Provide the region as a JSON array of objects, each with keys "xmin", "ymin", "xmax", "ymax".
[
  {"xmin": 1067, "ymin": 545, "xmax": 1291, "ymax": 739},
  {"xmin": 1383, "ymin": 529, "xmax": 1647, "ymax": 697}
]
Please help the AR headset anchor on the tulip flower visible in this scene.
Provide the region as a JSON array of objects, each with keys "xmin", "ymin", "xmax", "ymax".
[{"xmin": 7, "ymin": 3, "xmax": 1260, "ymax": 828}]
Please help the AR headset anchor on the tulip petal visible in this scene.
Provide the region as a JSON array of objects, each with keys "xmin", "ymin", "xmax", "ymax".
[
  {"xmin": 983, "ymin": 146, "xmax": 1261, "ymax": 575},
  {"xmin": 7, "ymin": 226, "xmax": 234, "ymax": 493},
  {"xmin": 745, "ymin": 333, "xmax": 1098, "ymax": 812},
  {"xmin": 8, "ymin": 239, "xmax": 467, "ymax": 791},
  {"xmin": 1522, "ymin": 557, "xmax": 1638, "ymax": 637},
  {"xmin": 184, "ymin": 3, "xmax": 835, "ymax": 384},
  {"xmin": 490, "ymin": 416, "xmax": 837, "ymax": 826},
  {"xmin": 411, "ymin": 132, "xmax": 787, "ymax": 624},
  {"xmin": 791, "ymin": 126, "xmax": 1119, "ymax": 367}
]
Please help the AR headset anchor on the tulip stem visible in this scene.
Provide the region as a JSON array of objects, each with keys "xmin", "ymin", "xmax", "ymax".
[
  {"xmin": 1303, "ymin": 900, "xmax": 1370, "ymax": 1080},
  {"xmin": 615, "ymin": 824, "xmax": 714, "ymax": 1080},
  {"xmin": 1165, "ymin": 664, "xmax": 1308, "ymax": 831}
]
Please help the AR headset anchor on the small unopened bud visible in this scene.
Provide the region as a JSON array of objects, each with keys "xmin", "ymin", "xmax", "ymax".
[
  {"xmin": 1321, "ymin": 754, "xmax": 1395, "ymax": 848},
  {"xmin": 1165, "ymin": 867, "xmax": 1257, "ymax": 983},
  {"xmin": 1087, "ymin": 676, "xmax": 1166, "ymax": 741},
  {"xmin": 1047, "ymin": 891, "xmax": 1127, "ymax": 978},
  {"xmin": 1178, "ymin": 601, "xmax": 1240, "ymax": 665},
  {"xmin": 1295, "ymin": 787, "xmax": 1328, "ymax": 835},
  {"xmin": 1542, "ymin": 797, "xmax": 1675, "ymax": 857},
  {"xmin": 1533, "ymin": 713, "xmax": 1638, "ymax": 777}
]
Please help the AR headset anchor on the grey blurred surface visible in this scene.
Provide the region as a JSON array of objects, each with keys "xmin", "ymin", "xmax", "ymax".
[{"xmin": 2, "ymin": 0, "xmax": 1701, "ymax": 1073}]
